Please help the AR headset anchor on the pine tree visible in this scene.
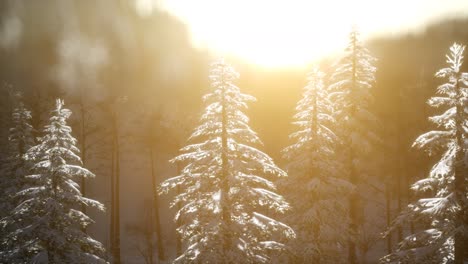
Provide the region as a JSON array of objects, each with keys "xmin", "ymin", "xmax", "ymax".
[
  {"xmin": 281, "ymin": 68, "xmax": 352, "ymax": 263},
  {"xmin": 0, "ymin": 97, "xmax": 35, "ymax": 258},
  {"xmin": 160, "ymin": 60, "xmax": 295, "ymax": 263},
  {"xmin": 0, "ymin": 99, "xmax": 107, "ymax": 263},
  {"xmin": 329, "ymin": 28, "xmax": 379, "ymax": 264},
  {"xmin": 0, "ymin": 99, "xmax": 35, "ymax": 219},
  {"xmin": 381, "ymin": 43, "xmax": 468, "ymax": 264}
]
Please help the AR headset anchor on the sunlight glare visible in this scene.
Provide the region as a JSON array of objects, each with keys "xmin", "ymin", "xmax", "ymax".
[{"xmin": 159, "ymin": 0, "xmax": 468, "ymax": 68}]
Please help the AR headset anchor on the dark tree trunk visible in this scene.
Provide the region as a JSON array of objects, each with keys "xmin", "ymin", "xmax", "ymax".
[
  {"xmin": 109, "ymin": 109, "xmax": 121, "ymax": 264},
  {"xmin": 146, "ymin": 202, "xmax": 155, "ymax": 264},
  {"xmin": 385, "ymin": 181, "xmax": 392, "ymax": 254},
  {"xmin": 395, "ymin": 137, "xmax": 403, "ymax": 242},
  {"xmin": 150, "ymin": 139, "xmax": 165, "ymax": 262},
  {"xmin": 110, "ymin": 129, "xmax": 115, "ymax": 261},
  {"xmin": 114, "ymin": 112, "xmax": 121, "ymax": 264}
]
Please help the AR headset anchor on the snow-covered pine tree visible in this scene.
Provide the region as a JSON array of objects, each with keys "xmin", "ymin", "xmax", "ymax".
[
  {"xmin": 281, "ymin": 68, "xmax": 352, "ymax": 263},
  {"xmin": 381, "ymin": 43, "xmax": 468, "ymax": 264},
  {"xmin": 0, "ymin": 96, "xmax": 35, "ymax": 257},
  {"xmin": 328, "ymin": 28, "xmax": 379, "ymax": 264},
  {"xmin": 159, "ymin": 60, "xmax": 295, "ymax": 263},
  {"xmin": 0, "ymin": 99, "xmax": 107, "ymax": 263},
  {"xmin": 0, "ymin": 99, "xmax": 35, "ymax": 219}
]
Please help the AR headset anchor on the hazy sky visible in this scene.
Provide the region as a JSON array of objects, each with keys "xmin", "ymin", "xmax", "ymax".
[{"xmin": 141, "ymin": 0, "xmax": 468, "ymax": 67}]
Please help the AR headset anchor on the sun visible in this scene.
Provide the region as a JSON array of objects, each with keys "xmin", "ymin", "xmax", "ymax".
[
  {"xmin": 160, "ymin": 0, "xmax": 354, "ymax": 68},
  {"xmin": 158, "ymin": 0, "xmax": 468, "ymax": 68}
]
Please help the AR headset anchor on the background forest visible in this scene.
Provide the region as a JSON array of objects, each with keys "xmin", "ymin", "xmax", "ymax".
[{"xmin": 0, "ymin": 1, "xmax": 467, "ymax": 263}]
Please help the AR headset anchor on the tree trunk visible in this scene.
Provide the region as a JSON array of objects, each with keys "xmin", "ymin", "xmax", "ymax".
[
  {"xmin": 109, "ymin": 109, "xmax": 121, "ymax": 264},
  {"xmin": 150, "ymin": 140, "xmax": 165, "ymax": 262},
  {"xmin": 114, "ymin": 111, "xmax": 121, "ymax": 264},
  {"xmin": 110, "ymin": 130, "xmax": 115, "ymax": 261},
  {"xmin": 146, "ymin": 203, "xmax": 154, "ymax": 264},
  {"xmin": 384, "ymin": 120, "xmax": 393, "ymax": 254},
  {"xmin": 395, "ymin": 142, "xmax": 403, "ymax": 242},
  {"xmin": 385, "ymin": 180, "xmax": 392, "ymax": 254},
  {"xmin": 406, "ymin": 169, "xmax": 415, "ymax": 234},
  {"xmin": 395, "ymin": 91, "xmax": 405, "ymax": 242}
]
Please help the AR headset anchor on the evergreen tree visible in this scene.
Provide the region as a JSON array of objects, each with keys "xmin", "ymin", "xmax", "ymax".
[
  {"xmin": 0, "ymin": 96, "xmax": 35, "ymax": 258},
  {"xmin": 381, "ymin": 43, "xmax": 468, "ymax": 264},
  {"xmin": 329, "ymin": 28, "xmax": 379, "ymax": 264},
  {"xmin": 0, "ymin": 99, "xmax": 107, "ymax": 263},
  {"xmin": 281, "ymin": 68, "xmax": 352, "ymax": 263},
  {"xmin": 160, "ymin": 60, "xmax": 295, "ymax": 263},
  {"xmin": 0, "ymin": 99, "xmax": 35, "ymax": 219}
]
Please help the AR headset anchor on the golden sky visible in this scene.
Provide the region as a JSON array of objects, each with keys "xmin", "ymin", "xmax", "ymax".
[{"xmin": 139, "ymin": 0, "xmax": 468, "ymax": 67}]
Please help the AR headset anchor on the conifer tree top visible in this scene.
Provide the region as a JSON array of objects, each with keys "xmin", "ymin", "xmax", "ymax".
[
  {"xmin": 1, "ymin": 99, "xmax": 106, "ymax": 263},
  {"xmin": 160, "ymin": 61, "xmax": 293, "ymax": 263}
]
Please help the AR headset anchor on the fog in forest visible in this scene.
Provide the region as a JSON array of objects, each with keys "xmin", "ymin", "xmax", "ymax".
[{"xmin": 0, "ymin": 1, "xmax": 467, "ymax": 263}]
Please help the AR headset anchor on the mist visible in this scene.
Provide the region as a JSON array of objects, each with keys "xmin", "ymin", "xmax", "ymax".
[{"xmin": 0, "ymin": 1, "xmax": 467, "ymax": 263}]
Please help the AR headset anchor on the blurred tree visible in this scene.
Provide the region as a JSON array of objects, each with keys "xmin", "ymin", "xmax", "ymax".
[
  {"xmin": 281, "ymin": 68, "xmax": 352, "ymax": 263},
  {"xmin": 329, "ymin": 28, "xmax": 379, "ymax": 264}
]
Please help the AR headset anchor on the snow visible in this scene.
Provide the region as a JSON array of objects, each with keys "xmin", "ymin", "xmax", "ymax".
[
  {"xmin": 159, "ymin": 60, "xmax": 294, "ymax": 263},
  {"xmin": 0, "ymin": 99, "xmax": 107, "ymax": 263},
  {"xmin": 382, "ymin": 43, "xmax": 468, "ymax": 263}
]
